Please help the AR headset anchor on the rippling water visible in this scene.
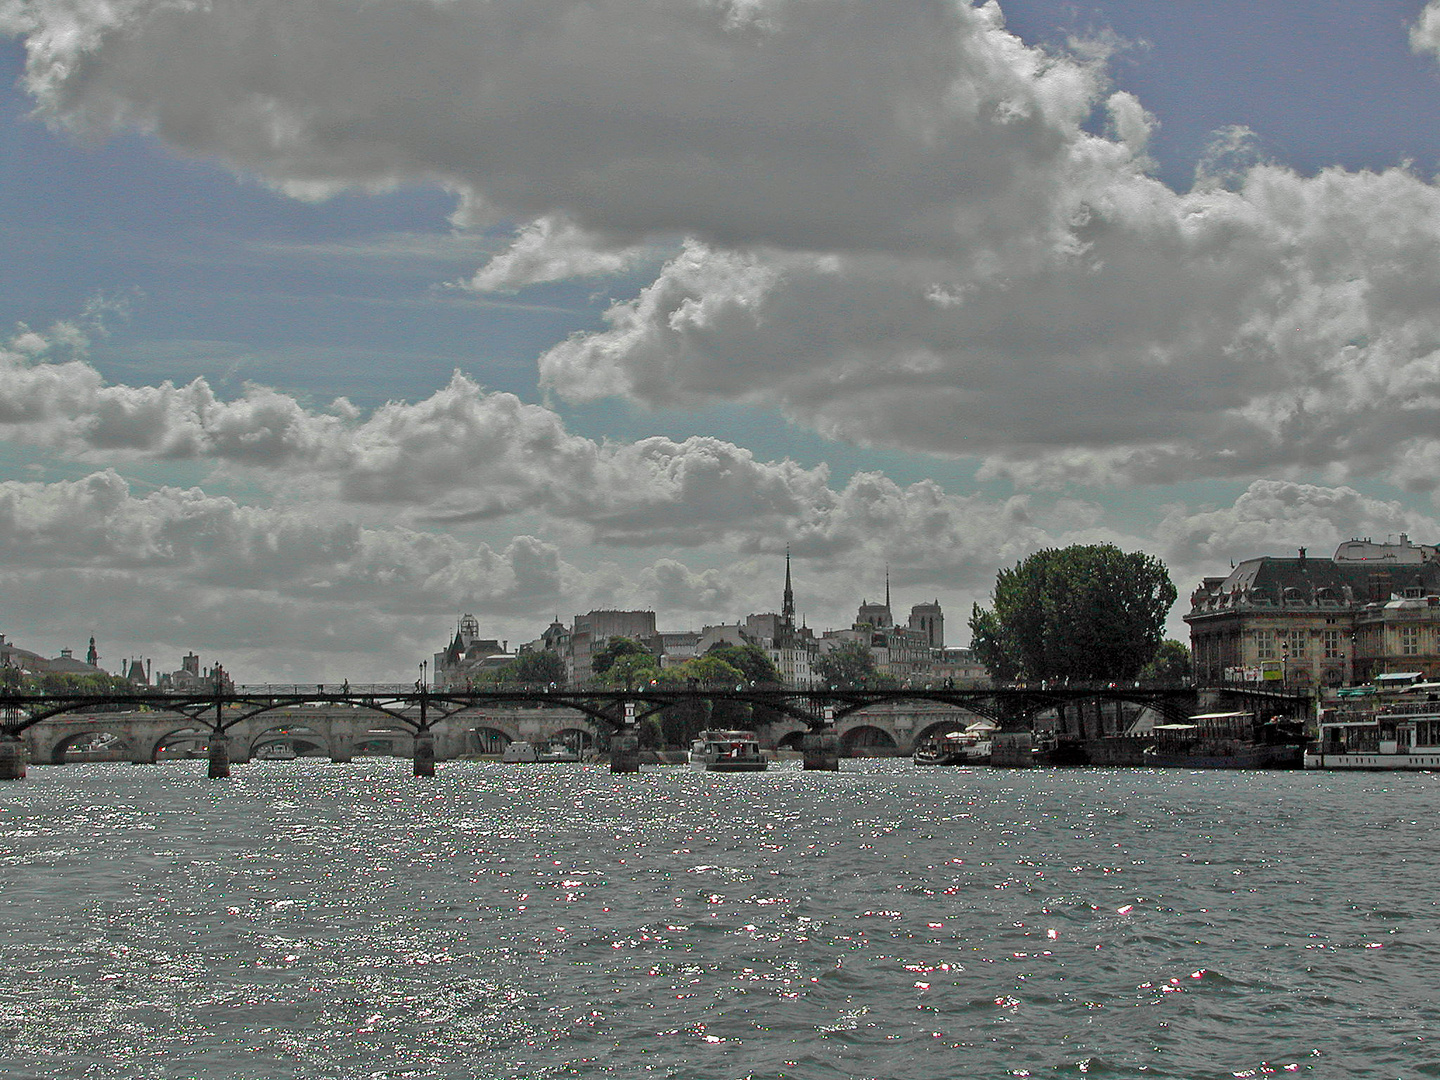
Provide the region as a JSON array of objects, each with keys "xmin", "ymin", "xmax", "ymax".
[{"xmin": 2, "ymin": 760, "xmax": 1438, "ymax": 1079}]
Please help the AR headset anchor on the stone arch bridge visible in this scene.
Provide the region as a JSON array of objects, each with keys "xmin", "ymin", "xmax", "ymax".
[{"xmin": 1, "ymin": 682, "xmax": 1307, "ymax": 778}]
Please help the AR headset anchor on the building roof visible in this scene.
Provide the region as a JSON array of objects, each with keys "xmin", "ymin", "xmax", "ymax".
[{"xmin": 1191, "ymin": 554, "xmax": 1440, "ymax": 615}]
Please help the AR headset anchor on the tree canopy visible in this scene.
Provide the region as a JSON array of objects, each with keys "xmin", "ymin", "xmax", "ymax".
[
  {"xmin": 590, "ymin": 637, "xmax": 651, "ymax": 680},
  {"xmin": 704, "ymin": 642, "xmax": 780, "ymax": 685},
  {"xmin": 1140, "ymin": 639, "xmax": 1192, "ymax": 683},
  {"xmin": 813, "ymin": 638, "xmax": 897, "ymax": 688},
  {"xmin": 496, "ymin": 649, "xmax": 566, "ymax": 685},
  {"xmin": 968, "ymin": 544, "xmax": 1177, "ymax": 682}
]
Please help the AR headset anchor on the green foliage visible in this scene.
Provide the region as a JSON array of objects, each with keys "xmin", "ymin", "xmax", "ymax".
[
  {"xmin": 1140, "ymin": 639, "xmax": 1192, "ymax": 683},
  {"xmin": 704, "ymin": 642, "xmax": 780, "ymax": 685},
  {"xmin": 24, "ymin": 671, "xmax": 134, "ymax": 695},
  {"xmin": 813, "ymin": 639, "xmax": 897, "ymax": 688},
  {"xmin": 968, "ymin": 544, "xmax": 1177, "ymax": 682},
  {"xmin": 604, "ymin": 651, "xmax": 660, "ymax": 688},
  {"xmin": 497, "ymin": 649, "xmax": 566, "ymax": 685},
  {"xmin": 591, "ymin": 637, "xmax": 651, "ymax": 679}
]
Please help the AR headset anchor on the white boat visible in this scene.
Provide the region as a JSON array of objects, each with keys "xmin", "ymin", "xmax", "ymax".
[
  {"xmin": 255, "ymin": 742, "xmax": 297, "ymax": 760},
  {"xmin": 688, "ymin": 730, "xmax": 767, "ymax": 772},
  {"xmin": 501, "ymin": 740, "xmax": 539, "ymax": 763},
  {"xmin": 914, "ymin": 721, "xmax": 995, "ymax": 766},
  {"xmin": 1305, "ymin": 699, "xmax": 1440, "ymax": 769}
]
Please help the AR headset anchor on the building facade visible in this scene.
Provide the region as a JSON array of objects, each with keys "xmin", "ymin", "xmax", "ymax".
[{"xmin": 1185, "ymin": 536, "xmax": 1440, "ymax": 686}]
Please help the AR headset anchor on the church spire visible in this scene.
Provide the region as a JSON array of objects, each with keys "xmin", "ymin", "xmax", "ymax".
[
  {"xmin": 780, "ymin": 547, "xmax": 796, "ymax": 648},
  {"xmin": 783, "ymin": 547, "xmax": 795, "ymax": 621}
]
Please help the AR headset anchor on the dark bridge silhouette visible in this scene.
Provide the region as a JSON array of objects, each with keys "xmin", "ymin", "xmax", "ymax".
[{"xmin": 0, "ymin": 681, "xmax": 1310, "ymax": 778}]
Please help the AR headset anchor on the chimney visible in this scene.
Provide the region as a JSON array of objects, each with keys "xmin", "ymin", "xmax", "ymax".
[{"xmin": 1298, "ymin": 547, "xmax": 1307, "ymax": 568}]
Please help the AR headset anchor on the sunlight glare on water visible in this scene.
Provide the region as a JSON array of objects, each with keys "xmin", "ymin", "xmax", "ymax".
[{"xmin": 2, "ymin": 760, "xmax": 1438, "ymax": 1078}]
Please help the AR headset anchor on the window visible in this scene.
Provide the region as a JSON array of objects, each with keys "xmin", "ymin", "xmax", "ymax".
[
  {"xmin": 1256, "ymin": 630, "xmax": 1274, "ymax": 660},
  {"xmin": 1402, "ymin": 625, "xmax": 1421, "ymax": 656},
  {"xmin": 1323, "ymin": 629, "xmax": 1341, "ymax": 660}
]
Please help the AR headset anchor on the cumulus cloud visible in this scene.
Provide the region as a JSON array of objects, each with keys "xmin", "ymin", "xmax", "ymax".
[
  {"xmin": 541, "ymin": 163, "xmax": 1440, "ymax": 491},
  {"xmin": 463, "ymin": 216, "xmax": 662, "ymax": 293},
  {"xmin": 1154, "ymin": 479, "xmax": 1440, "ymax": 571},
  {"xmin": 0, "ymin": 0, "xmax": 1103, "ymax": 256},
  {"xmin": 12, "ymin": 1, "xmax": 1440, "ymax": 489},
  {"xmin": 1413, "ymin": 2, "xmax": 1440, "ymax": 58}
]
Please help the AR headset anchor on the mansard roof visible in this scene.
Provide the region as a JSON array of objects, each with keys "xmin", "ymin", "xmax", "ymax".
[{"xmin": 1206, "ymin": 555, "xmax": 1440, "ymax": 606}]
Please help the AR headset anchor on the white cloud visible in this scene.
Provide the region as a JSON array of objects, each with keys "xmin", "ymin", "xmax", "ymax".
[
  {"xmin": 463, "ymin": 216, "xmax": 663, "ymax": 293},
  {"xmin": 1413, "ymin": 2, "xmax": 1440, "ymax": 58},
  {"xmin": 14, "ymin": 1, "xmax": 1440, "ymax": 491},
  {"xmin": 1, "ymin": 0, "xmax": 1105, "ymax": 256},
  {"xmin": 540, "ymin": 163, "xmax": 1440, "ymax": 492}
]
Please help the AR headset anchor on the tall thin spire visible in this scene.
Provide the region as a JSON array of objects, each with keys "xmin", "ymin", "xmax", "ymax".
[
  {"xmin": 780, "ymin": 547, "xmax": 796, "ymax": 647},
  {"xmin": 885, "ymin": 565, "xmax": 891, "ymax": 612}
]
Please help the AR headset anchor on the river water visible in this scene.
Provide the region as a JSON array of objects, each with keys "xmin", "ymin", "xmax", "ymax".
[{"xmin": 1, "ymin": 760, "xmax": 1436, "ymax": 1079}]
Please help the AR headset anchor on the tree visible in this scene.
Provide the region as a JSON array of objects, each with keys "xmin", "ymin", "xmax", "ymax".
[
  {"xmin": 704, "ymin": 642, "xmax": 780, "ymax": 686},
  {"xmin": 590, "ymin": 637, "xmax": 650, "ymax": 679},
  {"xmin": 704, "ymin": 642, "xmax": 783, "ymax": 726},
  {"xmin": 497, "ymin": 649, "xmax": 566, "ymax": 685},
  {"xmin": 1141, "ymin": 639, "xmax": 1192, "ymax": 683},
  {"xmin": 604, "ymin": 651, "xmax": 660, "ymax": 688},
  {"xmin": 813, "ymin": 638, "xmax": 897, "ymax": 688},
  {"xmin": 968, "ymin": 544, "xmax": 1177, "ymax": 682}
]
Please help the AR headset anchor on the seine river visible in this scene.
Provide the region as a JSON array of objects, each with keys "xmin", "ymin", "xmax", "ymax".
[{"xmin": 2, "ymin": 760, "xmax": 1437, "ymax": 1079}]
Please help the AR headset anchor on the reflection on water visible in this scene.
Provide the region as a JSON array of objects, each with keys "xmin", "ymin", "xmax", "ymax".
[{"xmin": 2, "ymin": 760, "xmax": 1438, "ymax": 1078}]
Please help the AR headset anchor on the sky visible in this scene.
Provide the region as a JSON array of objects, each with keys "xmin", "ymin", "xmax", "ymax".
[{"xmin": 6, "ymin": 1, "xmax": 1440, "ymax": 682}]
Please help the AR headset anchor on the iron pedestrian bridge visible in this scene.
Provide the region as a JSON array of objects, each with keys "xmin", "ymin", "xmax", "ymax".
[{"xmin": 0, "ymin": 681, "xmax": 1308, "ymax": 779}]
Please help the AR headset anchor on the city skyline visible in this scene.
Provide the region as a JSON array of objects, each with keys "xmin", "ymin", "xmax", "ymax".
[{"xmin": 7, "ymin": 2, "xmax": 1440, "ymax": 681}]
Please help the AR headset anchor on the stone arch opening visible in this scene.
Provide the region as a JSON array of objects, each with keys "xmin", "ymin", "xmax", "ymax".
[
  {"xmin": 468, "ymin": 726, "xmax": 515, "ymax": 755},
  {"xmin": 840, "ymin": 725, "xmax": 898, "ymax": 757},
  {"xmin": 248, "ymin": 723, "xmax": 327, "ymax": 760},
  {"xmin": 152, "ymin": 726, "xmax": 211, "ymax": 762},
  {"xmin": 48, "ymin": 728, "xmax": 133, "ymax": 765},
  {"xmin": 775, "ymin": 729, "xmax": 807, "ymax": 751},
  {"xmin": 550, "ymin": 726, "xmax": 597, "ymax": 754},
  {"xmin": 353, "ymin": 724, "xmax": 415, "ymax": 758}
]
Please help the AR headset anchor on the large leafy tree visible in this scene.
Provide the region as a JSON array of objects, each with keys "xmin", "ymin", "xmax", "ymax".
[
  {"xmin": 704, "ymin": 642, "xmax": 780, "ymax": 684},
  {"xmin": 813, "ymin": 639, "xmax": 897, "ymax": 689},
  {"xmin": 1140, "ymin": 639, "xmax": 1192, "ymax": 683},
  {"xmin": 497, "ymin": 649, "xmax": 566, "ymax": 685},
  {"xmin": 969, "ymin": 544, "xmax": 1177, "ymax": 682},
  {"xmin": 590, "ymin": 637, "xmax": 651, "ymax": 680}
]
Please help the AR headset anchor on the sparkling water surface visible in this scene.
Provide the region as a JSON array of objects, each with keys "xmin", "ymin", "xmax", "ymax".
[{"xmin": 1, "ymin": 760, "xmax": 1437, "ymax": 1079}]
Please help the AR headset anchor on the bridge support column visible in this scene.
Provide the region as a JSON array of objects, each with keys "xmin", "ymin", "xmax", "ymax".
[
  {"xmin": 206, "ymin": 734, "xmax": 231, "ymax": 779},
  {"xmin": 0, "ymin": 737, "xmax": 27, "ymax": 780},
  {"xmin": 413, "ymin": 732, "xmax": 436, "ymax": 777},
  {"xmin": 802, "ymin": 729, "xmax": 840, "ymax": 771},
  {"xmin": 610, "ymin": 730, "xmax": 640, "ymax": 773},
  {"xmin": 330, "ymin": 731, "xmax": 354, "ymax": 764}
]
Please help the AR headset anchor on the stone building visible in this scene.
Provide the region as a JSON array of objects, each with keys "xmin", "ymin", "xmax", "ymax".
[{"xmin": 1184, "ymin": 535, "xmax": 1440, "ymax": 686}]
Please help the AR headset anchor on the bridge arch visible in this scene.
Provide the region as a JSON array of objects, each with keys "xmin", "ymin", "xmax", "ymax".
[
  {"xmin": 46, "ymin": 727, "xmax": 134, "ymax": 765},
  {"xmin": 144, "ymin": 725, "xmax": 212, "ymax": 763},
  {"xmin": 839, "ymin": 724, "xmax": 899, "ymax": 755}
]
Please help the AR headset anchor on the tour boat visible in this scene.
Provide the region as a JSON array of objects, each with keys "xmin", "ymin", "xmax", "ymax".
[
  {"xmin": 1305, "ymin": 699, "xmax": 1440, "ymax": 770},
  {"xmin": 688, "ymin": 730, "xmax": 768, "ymax": 772},
  {"xmin": 255, "ymin": 742, "xmax": 297, "ymax": 760},
  {"xmin": 914, "ymin": 721, "xmax": 995, "ymax": 766},
  {"xmin": 501, "ymin": 740, "xmax": 539, "ymax": 763},
  {"xmin": 1143, "ymin": 712, "xmax": 1304, "ymax": 769}
]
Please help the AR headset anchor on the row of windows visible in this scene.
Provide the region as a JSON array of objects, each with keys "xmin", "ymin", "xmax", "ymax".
[
  {"xmin": 1255, "ymin": 628, "xmax": 1348, "ymax": 660},
  {"xmin": 1251, "ymin": 626, "xmax": 1430, "ymax": 659}
]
